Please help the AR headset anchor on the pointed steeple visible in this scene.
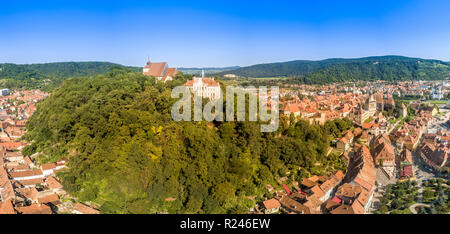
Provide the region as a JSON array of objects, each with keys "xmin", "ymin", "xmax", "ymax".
[{"xmin": 201, "ymin": 69, "xmax": 204, "ymax": 79}]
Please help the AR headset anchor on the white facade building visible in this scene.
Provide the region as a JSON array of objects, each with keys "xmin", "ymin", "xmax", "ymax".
[{"xmin": 184, "ymin": 70, "xmax": 221, "ymax": 100}]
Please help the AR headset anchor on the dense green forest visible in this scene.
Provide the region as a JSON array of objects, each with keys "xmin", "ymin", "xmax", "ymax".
[
  {"xmin": 220, "ymin": 56, "xmax": 450, "ymax": 84},
  {"xmin": 23, "ymin": 68, "xmax": 350, "ymax": 214},
  {"xmin": 179, "ymin": 66, "xmax": 240, "ymax": 75},
  {"xmin": 0, "ymin": 62, "xmax": 140, "ymax": 90}
]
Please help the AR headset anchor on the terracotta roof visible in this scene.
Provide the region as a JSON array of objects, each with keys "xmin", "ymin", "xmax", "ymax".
[
  {"xmin": 0, "ymin": 181, "xmax": 15, "ymax": 201},
  {"xmin": 45, "ymin": 176, "xmax": 63, "ymax": 189},
  {"xmin": 9, "ymin": 169, "xmax": 43, "ymax": 178},
  {"xmin": 333, "ymin": 170, "xmax": 345, "ymax": 181},
  {"xmin": 325, "ymin": 199, "xmax": 340, "ymax": 211},
  {"xmin": 37, "ymin": 193, "xmax": 61, "ymax": 205},
  {"xmin": 304, "ymin": 194, "xmax": 322, "ymax": 210},
  {"xmin": 399, "ymin": 149, "xmax": 413, "ymax": 164},
  {"xmin": 356, "ymin": 188, "xmax": 373, "ymax": 207},
  {"xmin": 42, "ymin": 163, "xmax": 57, "ymax": 170},
  {"xmin": 0, "ymin": 200, "xmax": 15, "ymax": 214},
  {"xmin": 162, "ymin": 67, "xmax": 178, "ymax": 80},
  {"xmin": 16, "ymin": 204, "xmax": 52, "ymax": 214},
  {"xmin": 0, "ymin": 167, "xmax": 9, "ymax": 184},
  {"xmin": 427, "ymin": 149, "xmax": 447, "ymax": 168},
  {"xmin": 301, "ymin": 178, "xmax": 317, "ymax": 188},
  {"xmin": 263, "ymin": 198, "xmax": 281, "ymax": 210},
  {"xmin": 184, "ymin": 77, "xmax": 219, "ymax": 87},
  {"xmin": 319, "ymin": 177, "xmax": 338, "ymax": 193},
  {"xmin": 74, "ymin": 203, "xmax": 100, "ymax": 214},
  {"xmin": 330, "ymin": 202, "xmax": 365, "ymax": 214},
  {"xmin": 143, "ymin": 62, "xmax": 167, "ymax": 77},
  {"xmin": 310, "ymin": 185, "xmax": 325, "ymax": 198},
  {"xmin": 4, "ymin": 151, "xmax": 22, "ymax": 158},
  {"xmin": 17, "ymin": 187, "xmax": 39, "ymax": 201},
  {"xmin": 0, "ymin": 142, "xmax": 26, "ymax": 150},
  {"xmin": 279, "ymin": 196, "xmax": 312, "ymax": 214},
  {"xmin": 24, "ymin": 156, "xmax": 33, "ymax": 166},
  {"xmin": 6, "ymin": 164, "xmax": 29, "ymax": 171},
  {"xmin": 336, "ymin": 183, "xmax": 362, "ymax": 199},
  {"xmin": 16, "ymin": 178, "xmax": 44, "ymax": 186}
]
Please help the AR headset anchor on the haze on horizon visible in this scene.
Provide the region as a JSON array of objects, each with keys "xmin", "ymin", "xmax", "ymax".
[{"xmin": 1, "ymin": 0, "xmax": 449, "ymax": 68}]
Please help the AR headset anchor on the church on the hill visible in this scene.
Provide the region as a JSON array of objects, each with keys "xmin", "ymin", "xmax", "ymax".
[{"xmin": 142, "ymin": 58, "xmax": 178, "ymax": 82}]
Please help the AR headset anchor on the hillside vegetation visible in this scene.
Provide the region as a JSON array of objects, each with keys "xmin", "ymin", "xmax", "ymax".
[
  {"xmin": 0, "ymin": 62, "xmax": 140, "ymax": 90},
  {"xmin": 23, "ymin": 68, "xmax": 350, "ymax": 214},
  {"xmin": 220, "ymin": 56, "xmax": 450, "ymax": 84}
]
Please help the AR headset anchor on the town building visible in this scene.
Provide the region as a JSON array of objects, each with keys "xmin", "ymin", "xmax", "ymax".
[{"xmin": 184, "ymin": 70, "xmax": 221, "ymax": 100}]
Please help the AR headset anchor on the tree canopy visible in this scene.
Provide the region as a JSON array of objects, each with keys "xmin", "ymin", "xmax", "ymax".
[{"xmin": 23, "ymin": 68, "xmax": 349, "ymax": 213}]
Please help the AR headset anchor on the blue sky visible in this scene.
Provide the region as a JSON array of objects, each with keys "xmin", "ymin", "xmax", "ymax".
[{"xmin": 1, "ymin": 0, "xmax": 449, "ymax": 67}]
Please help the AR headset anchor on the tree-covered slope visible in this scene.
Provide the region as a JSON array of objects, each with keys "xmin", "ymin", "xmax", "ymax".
[
  {"xmin": 220, "ymin": 56, "xmax": 450, "ymax": 83},
  {"xmin": 23, "ymin": 69, "xmax": 350, "ymax": 214},
  {"xmin": 0, "ymin": 62, "xmax": 140, "ymax": 89}
]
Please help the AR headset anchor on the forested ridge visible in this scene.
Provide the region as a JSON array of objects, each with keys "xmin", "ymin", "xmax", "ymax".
[
  {"xmin": 23, "ymin": 68, "xmax": 351, "ymax": 214},
  {"xmin": 220, "ymin": 56, "xmax": 450, "ymax": 83},
  {"xmin": 0, "ymin": 62, "xmax": 140, "ymax": 90}
]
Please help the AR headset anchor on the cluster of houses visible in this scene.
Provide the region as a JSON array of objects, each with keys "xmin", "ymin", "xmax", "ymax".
[
  {"xmin": 419, "ymin": 130, "xmax": 450, "ymax": 173},
  {"xmin": 0, "ymin": 90, "xmax": 99, "ymax": 214},
  {"xmin": 260, "ymin": 143, "xmax": 379, "ymax": 214},
  {"xmin": 261, "ymin": 170, "xmax": 345, "ymax": 214},
  {"xmin": 259, "ymin": 89, "xmax": 449, "ymax": 214},
  {"xmin": 280, "ymin": 89, "xmax": 405, "ymax": 128}
]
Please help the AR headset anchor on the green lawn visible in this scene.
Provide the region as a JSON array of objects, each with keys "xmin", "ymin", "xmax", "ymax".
[{"xmin": 426, "ymin": 100, "xmax": 449, "ymax": 104}]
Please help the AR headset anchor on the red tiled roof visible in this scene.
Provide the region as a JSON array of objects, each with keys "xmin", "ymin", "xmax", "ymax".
[
  {"xmin": 9, "ymin": 169, "xmax": 43, "ymax": 178},
  {"xmin": 37, "ymin": 193, "xmax": 61, "ymax": 205},
  {"xmin": 263, "ymin": 198, "xmax": 281, "ymax": 210},
  {"xmin": 42, "ymin": 162, "xmax": 57, "ymax": 170},
  {"xmin": 16, "ymin": 204, "xmax": 52, "ymax": 214},
  {"xmin": 143, "ymin": 62, "xmax": 167, "ymax": 77},
  {"xmin": 45, "ymin": 176, "xmax": 63, "ymax": 189},
  {"xmin": 0, "ymin": 200, "xmax": 15, "ymax": 214},
  {"xmin": 74, "ymin": 203, "xmax": 100, "ymax": 214}
]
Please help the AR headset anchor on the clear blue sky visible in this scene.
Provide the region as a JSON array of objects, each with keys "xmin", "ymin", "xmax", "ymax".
[{"xmin": 1, "ymin": 0, "xmax": 449, "ymax": 67}]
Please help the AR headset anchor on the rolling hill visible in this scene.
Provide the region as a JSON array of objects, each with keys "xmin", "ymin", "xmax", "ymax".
[
  {"xmin": 178, "ymin": 66, "xmax": 240, "ymax": 75},
  {"xmin": 218, "ymin": 56, "xmax": 450, "ymax": 84},
  {"xmin": 0, "ymin": 62, "xmax": 140, "ymax": 89}
]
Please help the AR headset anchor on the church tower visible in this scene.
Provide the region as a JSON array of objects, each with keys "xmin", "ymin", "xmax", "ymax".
[
  {"xmin": 366, "ymin": 93, "xmax": 376, "ymax": 113},
  {"xmin": 143, "ymin": 58, "xmax": 151, "ymax": 73}
]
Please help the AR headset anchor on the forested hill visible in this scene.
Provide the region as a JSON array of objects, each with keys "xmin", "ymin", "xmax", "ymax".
[
  {"xmin": 178, "ymin": 66, "xmax": 240, "ymax": 75},
  {"xmin": 22, "ymin": 68, "xmax": 350, "ymax": 214},
  {"xmin": 0, "ymin": 62, "xmax": 140, "ymax": 89},
  {"xmin": 219, "ymin": 56, "xmax": 450, "ymax": 83}
]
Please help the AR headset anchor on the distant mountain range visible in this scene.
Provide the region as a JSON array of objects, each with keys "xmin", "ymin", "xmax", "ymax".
[
  {"xmin": 1, "ymin": 56, "xmax": 449, "ymax": 89},
  {"xmin": 178, "ymin": 66, "xmax": 240, "ymax": 75},
  {"xmin": 216, "ymin": 56, "xmax": 450, "ymax": 84}
]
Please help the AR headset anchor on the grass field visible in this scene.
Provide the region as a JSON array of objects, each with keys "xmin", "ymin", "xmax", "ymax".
[{"xmin": 426, "ymin": 100, "xmax": 449, "ymax": 105}]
